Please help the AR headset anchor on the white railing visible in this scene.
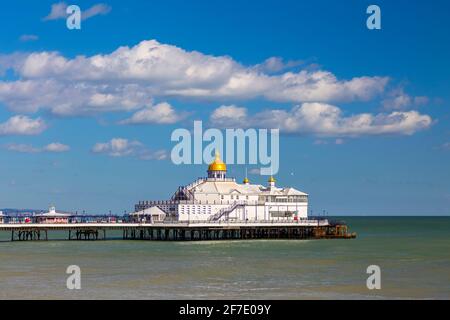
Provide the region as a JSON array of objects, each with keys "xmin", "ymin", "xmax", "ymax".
[{"xmin": 160, "ymin": 219, "xmax": 329, "ymax": 226}]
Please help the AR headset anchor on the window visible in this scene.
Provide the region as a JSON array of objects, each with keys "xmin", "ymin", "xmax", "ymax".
[{"xmin": 270, "ymin": 211, "xmax": 294, "ymax": 218}]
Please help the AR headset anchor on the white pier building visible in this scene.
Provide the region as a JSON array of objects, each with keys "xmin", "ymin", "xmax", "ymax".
[{"xmin": 134, "ymin": 153, "xmax": 308, "ymax": 222}]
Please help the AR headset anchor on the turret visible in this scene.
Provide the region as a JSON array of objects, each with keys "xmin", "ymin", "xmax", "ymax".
[
  {"xmin": 207, "ymin": 151, "xmax": 227, "ymax": 180},
  {"xmin": 268, "ymin": 176, "xmax": 276, "ymax": 188}
]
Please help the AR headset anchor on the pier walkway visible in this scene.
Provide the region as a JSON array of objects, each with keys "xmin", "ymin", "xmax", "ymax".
[{"xmin": 0, "ymin": 220, "xmax": 356, "ymax": 241}]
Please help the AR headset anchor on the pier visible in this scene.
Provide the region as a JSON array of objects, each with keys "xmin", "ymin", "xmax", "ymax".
[
  {"xmin": 0, "ymin": 151, "xmax": 360, "ymax": 243},
  {"xmin": 0, "ymin": 220, "xmax": 356, "ymax": 241}
]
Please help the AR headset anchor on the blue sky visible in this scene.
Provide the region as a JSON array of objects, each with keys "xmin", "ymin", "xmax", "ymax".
[{"xmin": 0, "ymin": 0, "xmax": 449, "ymax": 215}]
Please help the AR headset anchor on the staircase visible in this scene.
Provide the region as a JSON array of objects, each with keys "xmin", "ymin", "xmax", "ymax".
[{"xmin": 208, "ymin": 202, "xmax": 245, "ymax": 221}]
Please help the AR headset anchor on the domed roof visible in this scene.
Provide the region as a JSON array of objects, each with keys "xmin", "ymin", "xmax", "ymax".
[
  {"xmin": 268, "ymin": 176, "xmax": 276, "ymax": 183},
  {"xmin": 243, "ymin": 177, "xmax": 250, "ymax": 184},
  {"xmin": 208, "ymin": 152, "xmax": 227, "ymax": 172}
]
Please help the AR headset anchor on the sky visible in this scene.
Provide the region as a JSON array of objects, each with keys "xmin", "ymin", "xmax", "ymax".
[{"xmin": 0, "ymin": 0, "xmax": 449, "ymax": 215}]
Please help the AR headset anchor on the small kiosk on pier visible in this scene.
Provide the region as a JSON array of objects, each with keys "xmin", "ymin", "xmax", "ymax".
[{"xmin": 35, "ymin": 206, "xmax": 71, "ymax": 224}]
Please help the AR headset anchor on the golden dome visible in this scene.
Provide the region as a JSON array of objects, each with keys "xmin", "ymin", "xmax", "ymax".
[
  {"xmin": 243, "ymin": 177, "xmax": 250, "ymax": 184},
  {"xmin": 208, "ymin": 152, "xmax": 227, "ymax": 172},
  {"xmin": 268, "ymin": 176, "xmax": 276, "ymax": 183}
]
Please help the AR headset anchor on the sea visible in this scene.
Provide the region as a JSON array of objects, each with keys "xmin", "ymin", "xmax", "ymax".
[{"xmin": 0, "ymin": 217, "xmax": 449, "ymax": 299}]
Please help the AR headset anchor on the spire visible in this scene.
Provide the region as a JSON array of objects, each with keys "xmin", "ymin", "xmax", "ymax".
[
  {"xmin": 207, "ymin": 150, "xmax": 227, "ymax": 179},
  {"xmin": 268, "ymin": 175, "xmax": 276, "ymax": 187},
  {"xmin": 243, "ymin": 167, "xmax": 250, "ymax": 184},
  {"xmin": 49, "ymin": 205, "xmax": 56, "ymax": 214}
]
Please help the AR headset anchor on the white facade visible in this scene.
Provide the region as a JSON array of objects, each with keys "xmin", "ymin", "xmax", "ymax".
[
  {"xmin": 134, "ymin": 155, "xmax": 308, "ymax": 222},
  {"xmin": 130, "ymin": 206, "xmax": 166, "ymax": 223},
  {"xmin": 35, "ymin": 206, "xmax": 71, "ymax": 224}
]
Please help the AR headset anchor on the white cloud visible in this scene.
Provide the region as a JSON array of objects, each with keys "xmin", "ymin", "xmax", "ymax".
[
  {"xmin": 120, "ymin": 102, "xmax": 185, "ymax": 125},
  {"xmin": 92, "ymin": 138, "xmax": 167, "ymax": 160},
  {"xmin": 0, "ymin": 53, "xmax": 27, "ymax": 76},
  {"xmin": 82, "ymin": 4, "xmax": 112, "ymax": 20},
  {"xmin": 19, "ymin": 34, "xmax": 39, "ymax": 42},
  {"xmin": 0, "ymin": 115, "xmax": 47, "ymax": 136},
  {"xmin": 382, "ymin": 88, "xmax": 429, "ymax": 110},
  {"xmin": 0, "ymin": 80, "xmax": 153, "ymax": 115},
  {"xmin": 43, "ymin": 2, "xmax": 68, "ymax": 21},
  {"xmin": 253, "ymin": 57, "xmax": 304, "ymax": 73},
  {"xmin": 43, "ymin": 142, "xmax": 70, "ymax": 152},
  {"xmin": 43, "ymin": 2, "xmax": 111, "ymax": 21},
  {"xmin": 210, "ymin": 103, "xmax": 432, "ymax": 137},
  {"xmin": 0, "ymin": 40, "xmax": 389, "ymax": 116},
  {"xmin": 6, "ymin": 142, "xmax": 70, "ymax": 153},
  {"xmin": 92, "ymin": 138, "xmax": 139, "ymax": 157},
  {"xmin": 210, "ymin": 105, "xmax": 248, "ymax": 127},
  {"xmin": 265, "ymin": 71, "xmax": 388, "ymax": 103},
  {"xmin": 6, "ymin": 143, "xmax": 40, "ymax": 153}
]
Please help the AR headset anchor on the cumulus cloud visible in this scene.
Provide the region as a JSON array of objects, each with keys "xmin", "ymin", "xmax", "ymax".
[
  {"xmin": 210, "ymin": 103, "xmax": 432, "ymax": 137},
  {"xmin": 120, "ymin": 102, "xmax": 186, "ymax": 125},
  {"xmin": 0, "ymin": 115, "xmax": 47, "ymax": 136},
  {"xmin": 253, "ymin": 57, "xmax": 304, "ymax": 73},
  {"xmin": 0, "ymin": 53, "xmax": 27, "ymax": 76},
  {"xmin": 266, "ymin": 72, "xmax": 387, "ymax": 103},
  {"xmin": 92, "ymin": 138, "xmax": 167, "ymax": 160},
  {"xmin": 6, "ymin": 142, "xmax": 70, "ymax": 153},
  {"xmin": 19, "ymin": 34, "xmax": 39, "ymax": 42},
  {"xmin": 0, "ymin": 40, "xmax": 389, "ymax": 116},
  {"xmin": 0, "ymin": 80, "xmax": 153, "ymax": 115},
  {"xmin": 43, "ymin": 2, "xmax": 111, "ymax": 21},
  {"xmin": 210, "ymin": 105, "xmax": 248, "ymax": 127},
  {"xmin": 382, "ymin": 88, "xmax": 429, "ymax": 110},
  {"xmin": 92, "ymin": 138, "xmax": 140, "ymax": 157}
]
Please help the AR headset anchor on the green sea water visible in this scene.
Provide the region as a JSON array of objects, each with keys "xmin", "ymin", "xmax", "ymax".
[{"xmin": 0, "ymin": 217, "xmax": 449, "ymax": 299}]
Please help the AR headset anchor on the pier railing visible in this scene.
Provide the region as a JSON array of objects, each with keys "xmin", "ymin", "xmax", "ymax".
[{"xmin": 142, "ymin": 218, "xmax": 330, "ymax": 226}]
